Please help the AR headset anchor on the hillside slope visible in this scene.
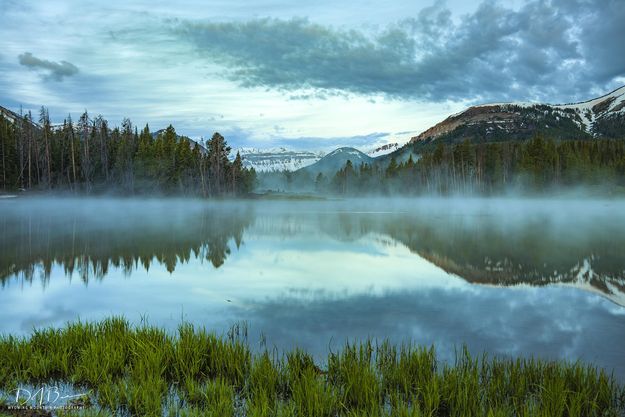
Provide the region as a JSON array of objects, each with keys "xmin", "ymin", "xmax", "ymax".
[
  {"xmin": 410, "ymin": 86, "xmax": 625, "ymax": 145},
  {"xmin": 298, "ymin": 147, "xmax": 373, "ymax": 176}
]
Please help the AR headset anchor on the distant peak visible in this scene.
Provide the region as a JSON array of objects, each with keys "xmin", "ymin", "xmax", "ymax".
[{"xmin": 327, "ymin": 147, "xmax": 364, "ymax": 156}]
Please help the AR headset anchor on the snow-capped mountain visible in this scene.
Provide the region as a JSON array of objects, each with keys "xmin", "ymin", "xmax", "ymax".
[
  {"xmin": 363, "ymin": 131, "xmax": 418, "ymax": 157},
  {"xmin": 0, "ymin": 105, "xmax": 23, "ymax": 125},
  {"xmin": 0, "ymin": 105, "xmax": 65, "ymax": 132},
  {"xmin": 232, "ymin": 147, "xmax": 324, "ymax": 172},
  {"xmin": 410, "ymin": 85, "xmax": 625, "ymax": 144},
  {"xmin": 298, "ymin": 147, "xmax": 374, "ymax": 176},
  {"xmin": 233, "ymin": 130, "xmax": 416, "ymax": 172}
]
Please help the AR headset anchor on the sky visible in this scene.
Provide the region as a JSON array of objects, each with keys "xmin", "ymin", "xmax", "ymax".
[{"xmin": 1, "ymin": 0, "xmax": 624, "ymax": 150}]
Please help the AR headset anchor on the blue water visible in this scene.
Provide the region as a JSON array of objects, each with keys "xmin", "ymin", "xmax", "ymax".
[{"xmin": 1, "ymin": 197, "xmax": 624, "ymax": 380}]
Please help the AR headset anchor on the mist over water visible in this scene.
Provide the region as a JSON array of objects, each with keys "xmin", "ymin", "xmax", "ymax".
[{"xmin": 1, "ymin": 196, "xmax": 625, "ymax": 380}]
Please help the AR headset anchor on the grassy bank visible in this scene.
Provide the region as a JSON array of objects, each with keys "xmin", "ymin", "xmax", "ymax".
[{"xmin": 1, "ymin": 318, "xmax": 624, "ymax": 416}]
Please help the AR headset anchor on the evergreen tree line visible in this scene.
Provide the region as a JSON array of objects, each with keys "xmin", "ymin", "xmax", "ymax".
[
  {"xmin": 0, "ymin": 108, "xmax": 256, "ymax": 196},
  {"xmin": 315, "ymin": 136, "xmax": 625, "ymax": 195}
]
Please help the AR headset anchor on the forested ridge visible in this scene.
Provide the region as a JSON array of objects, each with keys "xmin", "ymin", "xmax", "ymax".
[
  {"xmin": 0, "ymin": 107, "xmax": 256, "ymax": 195},
  {"xmin": 316, "ymin": 136, "xmax": 625, "ymax": 195},
  {"xmin": 3, "ymin": 105, "xmax": 625, "ymax": 196}
]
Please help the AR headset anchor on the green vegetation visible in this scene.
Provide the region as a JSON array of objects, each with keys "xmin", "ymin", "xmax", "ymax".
[
  {"xmin": 317, "ymin": 136, "xmax": 625, "ymax": 195},
  {"xmin": 0, "ymin": 111, "xmax": 255, "ymax": 195},
  {"xmin": 1, "ymin": 319, "xmax": 624, "ymax": 416},
  {"xmin": 3, "ymin": 104, "xmax": 625, "ymax": 197}
]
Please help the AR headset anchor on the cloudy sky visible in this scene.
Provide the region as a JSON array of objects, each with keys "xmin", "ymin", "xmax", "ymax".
[{"xmin": 1, "ymin": 0, "xmax": 624, "ymax": 150}]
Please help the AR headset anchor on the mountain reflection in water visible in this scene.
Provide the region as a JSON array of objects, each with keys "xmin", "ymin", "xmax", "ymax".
[
  {"xmin": 2, "ymin": 198, "xmax": 624, "ymax": 306},
  {"xmin": 1, "ymin": 197, "xmax": 624, "ymax": 381}
]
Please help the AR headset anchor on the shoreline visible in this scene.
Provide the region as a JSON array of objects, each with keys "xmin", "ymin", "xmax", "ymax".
[{"xmin": 1, "ymin": 318, "xmax": 624, "ymax": 416}]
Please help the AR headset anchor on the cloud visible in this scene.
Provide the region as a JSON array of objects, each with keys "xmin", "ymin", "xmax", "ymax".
[
  {"xmin": 556, "ymin": 0, "xmax": 625, "ymax": 82},
  {"xmin": 217, "ymin": 128, "xmax": 397, "ymax": 151},
  {"xmin": 175, "ymin": 0, "xmax": 625, "ymax": 103},
  {"xmin": 18, "ymin": 52, "xmax": 79, "ymax": 81}
]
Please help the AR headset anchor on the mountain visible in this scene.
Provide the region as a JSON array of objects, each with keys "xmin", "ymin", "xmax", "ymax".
[
  {"xmin": 365, "ymin": 142, "xmax": 400, "ymax": 157},
  {"xmin": 232, "ymin": 147, "xmax": 324, "ymax": 172},
  {"xmin": 0, "ymin": 106, "xmax": 25, "ymax": 126},
  {"xmin": 409, "ymin": 86, "xmax": 625, "ymax": 145},
  {"xmin": 237, "ymin": 141, "xmax": 407, "ymax": 173},
  {"xmin": 298, "ymin": 147, "xmax": 374, "ymax": 176},
  {"xmin": 0, "ymin": 105, "xmax": 52, "ymax": 130},
  {"xmin": 235, "ymin": 130, "xmax": 417, "ymax": 172}
]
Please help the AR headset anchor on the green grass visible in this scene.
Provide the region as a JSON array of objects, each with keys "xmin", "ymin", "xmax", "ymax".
[{"xmin": 0, "ymin": 317, "xmax": 624, "ymax": 416}]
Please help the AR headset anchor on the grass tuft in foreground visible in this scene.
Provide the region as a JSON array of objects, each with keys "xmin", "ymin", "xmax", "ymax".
[{"xmin": 0, "ymin": 317, "xmax": 624, "ymax": 416}]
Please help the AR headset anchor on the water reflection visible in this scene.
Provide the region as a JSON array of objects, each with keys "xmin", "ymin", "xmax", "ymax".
[
  {"xmin": 2, "ymin": 198, "xmax": 624, "ymax": 306},
  {"xmin": 1, "ymin": 199, "xmax": 252, "ymax": 285},
  {"xmin": 1, "ymin": 198, "xmax": 624, "ymax": 380},
  {"xmin": 233, "ymin": 286, "xmax": 625, "ymax": 380},
  {"xmin": 315, "ymin": 205, "xmax": 625, "ymax": 306}
]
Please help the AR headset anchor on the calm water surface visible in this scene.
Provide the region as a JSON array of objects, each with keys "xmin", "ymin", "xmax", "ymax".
[{"xmin": 1, "ymin": 197, "xmax": 624, "ymax": 380}]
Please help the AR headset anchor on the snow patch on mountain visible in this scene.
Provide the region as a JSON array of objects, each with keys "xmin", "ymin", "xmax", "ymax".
[
  {"xmin": 363, "ymin": 131, "xmax": 417, "ymax": 157},
  {"xmin": 230, "ymin": 131, "xmax": 416, "ymax": 172},
  {"xmin": 366, "ymin": 143, "xmax": 400, "ymax": 156},
  {"xmin": 411, "ymin": 86, "xmax": 625, "ymax": 142},
  {"xmin": 325, "ymin": 147, "xmax": 364, "ymax": 158},
  {"xmin": 556, "ymin": 86, "xmax": 625, "ymax": 132},
  {"xmin": 0, "ymin": 106, "xmax": 21, "ymax": 125},
  {"xmin": 473, "ymin": 86, "xmax": 625, "ymax": 134}
]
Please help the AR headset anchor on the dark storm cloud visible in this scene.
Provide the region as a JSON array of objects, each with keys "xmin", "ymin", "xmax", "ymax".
[
  {"xmin": 176, "ymin": 0, "xmax": 624, "ymax": 102},
  {"xmin": 553, "ymin": 0, "xmax": 625, "ymax": 82},
  {"xmin": 18, "ymin": 52, "xmax": 79, "ymax": 81}
]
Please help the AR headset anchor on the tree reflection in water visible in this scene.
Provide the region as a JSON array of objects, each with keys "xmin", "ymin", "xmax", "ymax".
[
  {"xmin": 2, "ymin": 198, "xmax": 624, "ymax": 305},
  {"xmin": 0, "ymin": 199, "xmax": 253, "ymax": 286}
]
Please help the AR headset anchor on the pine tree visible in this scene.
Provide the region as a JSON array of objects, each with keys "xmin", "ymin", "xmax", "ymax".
[
  {"xmin": 315, "ymin": 172, "xmax": 326, "ymax": 193},
  {"xmin": 206, "ymin": 132, "xmax": 231, "ymax": 195},
  {"xmin": 231, "ymin": 151, "xmax": 243, "ymax": 195},
  {"xmin": 386, "ymin": 157, "xmax": 398, "ymax": 178}
]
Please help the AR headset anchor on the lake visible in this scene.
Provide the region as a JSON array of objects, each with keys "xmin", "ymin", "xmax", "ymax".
[{"xmin": 1, "ymin": 197, "xmax": 624, "ymax": 381}]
